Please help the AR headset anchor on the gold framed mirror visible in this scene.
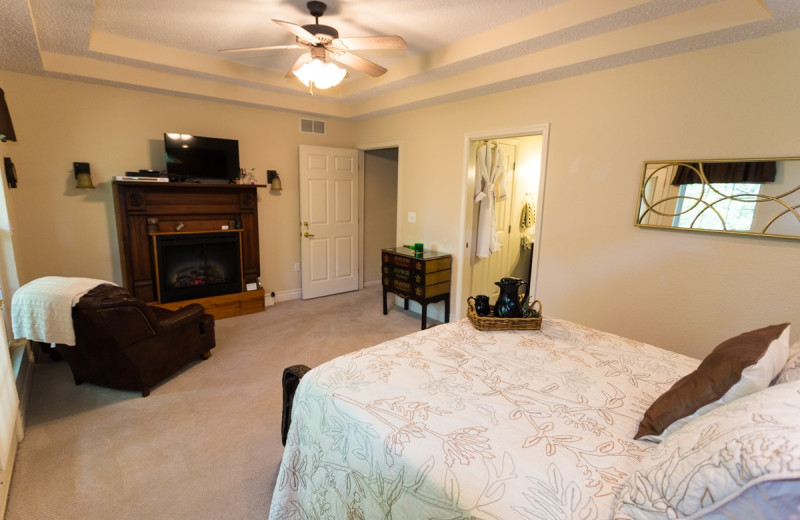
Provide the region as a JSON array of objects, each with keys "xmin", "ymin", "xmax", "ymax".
[{"xmin": 635, "ymin": 158, "xmax": 800, "ymax": 240}]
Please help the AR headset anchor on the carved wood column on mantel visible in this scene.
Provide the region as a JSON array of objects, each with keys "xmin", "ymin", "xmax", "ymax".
[{"xmin": 112, "ymin": 181, "xmax": 264, "ymax": 317}]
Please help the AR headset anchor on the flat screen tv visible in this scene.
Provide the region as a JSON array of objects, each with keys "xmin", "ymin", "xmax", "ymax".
[{"xmin": 164, "ymin": 133, "xmax": 239, "ymax": 183}]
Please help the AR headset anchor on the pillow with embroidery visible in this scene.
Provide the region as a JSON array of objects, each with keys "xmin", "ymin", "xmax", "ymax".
[{"xmin": 615, "ymin": 379, "xmax": 800, "ymax": 519}]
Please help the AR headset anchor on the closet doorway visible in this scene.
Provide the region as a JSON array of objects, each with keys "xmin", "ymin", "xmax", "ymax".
[
  {"xmin": 458, "ymin": 125, "xmax": 549, "ymax": 318},
  {"xmin": 361, "ymin": 147, "xmax": 398, "ymax": 287}
]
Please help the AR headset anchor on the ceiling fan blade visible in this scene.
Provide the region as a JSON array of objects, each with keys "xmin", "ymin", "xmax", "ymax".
[
  {"xmin": 286, "ymin": 53, "xmax": 313, "ymax": 78},
  {"xmin": 273, "ymin": 19, "xmax": 320, "ymax": 45},
  {"xmin": 329, "ymin": 51, "xmax": 387, "ymax": 77},
  {"xmin": 219, "ymin": 44, "xmax": 304, "ymax": 53},
  {"xmin": 331, "ymin": 35, "xmax": 406, "ymax": 51}
]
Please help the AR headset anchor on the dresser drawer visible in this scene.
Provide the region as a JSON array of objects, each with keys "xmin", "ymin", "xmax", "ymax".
[
  {"xmin": 382, "ymin": 252, "xmax": 451, "ymax": 274},
  {"xmin": 382, "ymin": 265, "xmax": 451, "ymax": 286}
]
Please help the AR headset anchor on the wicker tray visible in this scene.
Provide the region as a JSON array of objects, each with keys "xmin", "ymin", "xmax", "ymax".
[{"xmin": 467, "ymin": 299, "xmax": 542, "ymax": 331}]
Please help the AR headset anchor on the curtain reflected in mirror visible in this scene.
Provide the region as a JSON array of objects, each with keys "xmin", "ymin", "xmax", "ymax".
[{"xmin": 635, "ymin": 158, "xmax": 800, "ymax": 240}]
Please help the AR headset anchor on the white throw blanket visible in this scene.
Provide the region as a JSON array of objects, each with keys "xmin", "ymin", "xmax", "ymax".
[{"xmin": 11, "ymin": 276, "xmax": 115, "ymax": 346}]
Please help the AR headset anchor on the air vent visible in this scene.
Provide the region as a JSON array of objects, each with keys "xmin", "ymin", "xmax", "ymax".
[{"xmin": 300, "ymin": 118, "xmax": 326, "ymax": 135}]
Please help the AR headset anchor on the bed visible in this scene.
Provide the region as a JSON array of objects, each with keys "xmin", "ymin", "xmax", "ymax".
[{"xmin": 270, "ymin": 317, "xmax": 800, "ymax": 520}]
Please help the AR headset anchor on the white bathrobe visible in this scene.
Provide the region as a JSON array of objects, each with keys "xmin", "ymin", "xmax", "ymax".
[{"xmin": 474, "ymin": 142, "xmax": 508, "ymax": 258}]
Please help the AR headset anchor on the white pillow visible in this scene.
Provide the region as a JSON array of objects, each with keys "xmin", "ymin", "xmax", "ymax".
[
  {"xmin": 615, "ymin": 379, "xmax": 800, "ymax": 520},
  {"xmin": 772, "ymin": 340, "xmax": 800, "ymax": 385}
]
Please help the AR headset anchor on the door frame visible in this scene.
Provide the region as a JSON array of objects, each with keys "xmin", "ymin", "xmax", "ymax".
[
  {"xmin": 356, "ymin": 140, "xmax": 403, "ymax": 289},
  {"xmin": 456, "ymin": 124, "xmax": 550, "ymax": 319}
]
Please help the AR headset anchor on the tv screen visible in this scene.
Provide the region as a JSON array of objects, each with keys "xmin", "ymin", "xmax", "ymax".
[{"xmin": 164, "ymin": 133, "xmax": 239, "ymax": 183}]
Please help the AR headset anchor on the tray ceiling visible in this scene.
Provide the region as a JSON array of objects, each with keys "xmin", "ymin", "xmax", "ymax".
[{"xmin": 2, "ymin": 0, "xmax": 798, "ymax": 119}]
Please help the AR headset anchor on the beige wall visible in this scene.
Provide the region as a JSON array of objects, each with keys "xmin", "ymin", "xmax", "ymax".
[
  {"xmin": 355, "ymin": 29, "xmax": 800, "ymax": 359},
  {"xmin": 363, "ymin": 148, "xmax": 398, "ymax": 284},
  {"xmin": 0, "ymin": 71, "xmax": 355, "ymax": 298}
]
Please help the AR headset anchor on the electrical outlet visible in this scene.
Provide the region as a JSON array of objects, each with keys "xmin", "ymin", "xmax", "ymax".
[
  {"xmin": 408, "ymin": 211, "xmax": 416, "ymax": 223},
  {"xmin": 294, "ymin": 262, "xmax": 300, "ymax": 272}
]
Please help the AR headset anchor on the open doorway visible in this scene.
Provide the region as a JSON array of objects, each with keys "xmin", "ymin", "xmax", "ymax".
[
  {"xmin": 361, "ymin": 147, "xmax": 398, "ymax": 287},
  {"xmin": 456, "ymin": 124, "xmax": 549, "ymax": 318}
]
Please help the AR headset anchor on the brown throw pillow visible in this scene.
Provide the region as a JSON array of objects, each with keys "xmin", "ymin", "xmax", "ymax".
[{"xmin": 635, "ymin": 323, "xmax": 790, "ymax": 442}]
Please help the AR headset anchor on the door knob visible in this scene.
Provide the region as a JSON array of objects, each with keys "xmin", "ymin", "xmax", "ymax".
[{"xmin": 303, "ymin": 232, "xmax": 315, "ymax": 237}]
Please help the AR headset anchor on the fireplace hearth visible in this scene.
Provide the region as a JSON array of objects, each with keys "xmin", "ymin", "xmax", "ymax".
[{"xmin": 154, "ymin": 231, "xmax": 243, "ymax": 303}]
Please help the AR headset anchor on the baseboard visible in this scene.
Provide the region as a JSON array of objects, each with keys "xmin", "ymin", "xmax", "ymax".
[
  {"xmin": 265, "ymin": 289, "xmax": 302, "ymax": 307},
  {"xmin": 266, "ymin": 287, "xmax": 387, "ymax": 306}
]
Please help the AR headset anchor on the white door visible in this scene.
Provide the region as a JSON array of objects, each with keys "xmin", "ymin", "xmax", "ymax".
[
  {"xmin": 471, "ymin": 140, "xmax": 519, "ymax": 301},
  {"xmin": 299, "ymin": 145, "xmax": 360, "ymax": 299}
]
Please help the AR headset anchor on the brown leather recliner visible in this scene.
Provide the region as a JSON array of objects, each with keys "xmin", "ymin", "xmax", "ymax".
[{"xmin": 55, "ymin": 284, "xmax": 216, "ymax": 397}]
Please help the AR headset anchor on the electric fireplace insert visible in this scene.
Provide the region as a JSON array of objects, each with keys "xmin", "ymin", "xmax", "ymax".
[{"xmin": 154, "ymin": 231, "xmax": 243, "ymax": 303}]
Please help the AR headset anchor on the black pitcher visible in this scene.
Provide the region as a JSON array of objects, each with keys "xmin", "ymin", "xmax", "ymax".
[{"xmin": 493, "ymin": 277, "xmax": 529, "ymax": 318}]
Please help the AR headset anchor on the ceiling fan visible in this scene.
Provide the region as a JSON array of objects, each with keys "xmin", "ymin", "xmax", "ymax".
[{"xmin": 219, "ymin": 1, "xmax": 406, "ymax": 89}]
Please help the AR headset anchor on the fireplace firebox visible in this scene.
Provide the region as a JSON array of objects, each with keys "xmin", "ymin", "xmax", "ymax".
[{"xmin": 153, "ymin": 231, "xmax": 243, "ymax": 304}]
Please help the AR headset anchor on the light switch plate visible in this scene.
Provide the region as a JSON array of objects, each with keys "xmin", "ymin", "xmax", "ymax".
[{"xmin": 408, "ymin": 211, "xmax": 416, "ymax": 223}]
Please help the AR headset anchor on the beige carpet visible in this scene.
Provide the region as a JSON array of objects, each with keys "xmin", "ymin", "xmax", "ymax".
[{"xmin": 5, "ymin": 286, "xmax": 429, "ymax": 519}]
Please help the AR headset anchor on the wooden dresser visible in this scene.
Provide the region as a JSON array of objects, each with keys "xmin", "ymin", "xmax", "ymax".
[{"xmin": 381, "ymin": 247, "xmax": 451, "ymax": 329}]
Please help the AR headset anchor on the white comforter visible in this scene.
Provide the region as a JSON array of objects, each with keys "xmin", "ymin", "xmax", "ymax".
[{"xmin": 270, "ymin": 317, "xmax": 699, "ymax": 520}]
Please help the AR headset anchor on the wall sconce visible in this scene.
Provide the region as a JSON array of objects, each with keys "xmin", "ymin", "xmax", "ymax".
[
  {"xmin": 4, "ymin": 157, "xmax": 17, "ymax": 188},
  {"xmin": 73, "ymin": 162, "xmax": 95, "ymax": 189},
  {"xmin": 267, "ymin": 170, "xmax": 283, "ymax": 192},
  {"xmin": 0, "ymin": 88, "xmax": 17, "ymax": 143}
]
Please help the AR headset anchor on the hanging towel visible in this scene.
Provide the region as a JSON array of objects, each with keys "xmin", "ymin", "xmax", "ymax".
[
  {"xmin": 474, "ymin": 142, "xmax": 507, "ymax": 258},
  {"xmin": 520, "ymin": 194, "xmax": 535, "ymax": 250}
]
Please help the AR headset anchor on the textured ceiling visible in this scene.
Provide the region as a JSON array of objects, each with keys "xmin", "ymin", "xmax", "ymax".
[{"xmin": 2, "ymin": 0, "xmax": 799, "ymax": 119}]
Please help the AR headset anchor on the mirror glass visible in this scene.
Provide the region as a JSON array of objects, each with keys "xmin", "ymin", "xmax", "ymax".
[{"xmin": 635, "ymin": 158, "xmax": 800, "ymax": 240}]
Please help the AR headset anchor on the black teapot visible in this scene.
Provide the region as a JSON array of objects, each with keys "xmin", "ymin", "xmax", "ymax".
[{"xmin": 493, "ymin": 277, "xmax": 529, "ymax": 318}]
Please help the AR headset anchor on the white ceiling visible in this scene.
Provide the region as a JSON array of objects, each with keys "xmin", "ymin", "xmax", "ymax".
[{"xmin": 2, "ymin": 0, "xmax": 799, "ymax": 119}]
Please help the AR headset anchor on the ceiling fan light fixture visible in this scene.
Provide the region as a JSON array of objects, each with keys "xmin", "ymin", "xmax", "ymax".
[
  {"xmin": 293, "ymin": 57, "xmax": 346, "ymax": 89},
  {"xmin": 220, "ymin": 1, "xmax": 404, "ymax": 88}
]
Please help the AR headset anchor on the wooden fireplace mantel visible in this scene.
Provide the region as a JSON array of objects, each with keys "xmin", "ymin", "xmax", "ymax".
[{"xmin": 112, "ymin": 181, "xmax": 265, "ymax": 319}]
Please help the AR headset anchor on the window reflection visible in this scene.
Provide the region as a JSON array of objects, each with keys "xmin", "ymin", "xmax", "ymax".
[{"xmin": 674, "ymin": 183, "xmax": 760, "ymax": 231}]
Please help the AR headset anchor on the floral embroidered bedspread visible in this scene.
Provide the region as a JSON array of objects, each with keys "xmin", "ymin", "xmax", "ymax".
[{"xmin": 269, "ymin": 317, "xmax": 698, "ymax": 520}]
